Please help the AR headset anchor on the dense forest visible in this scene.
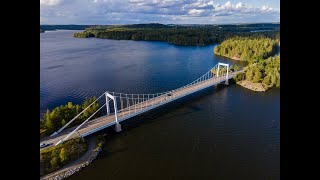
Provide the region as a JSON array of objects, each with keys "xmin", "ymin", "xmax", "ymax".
[
  {"xmin": 212, "ymin": 34, "xmax": 280, "ymax": 90},
  {"xmin": 40, "ymin": 97, "xmax": 100, "ymax": 138},
  {"xmin": 214, "ymin": 36, "xmax": 279, "ymax": 62},
  {"xmin": 73, "ymin": 23, "xmax": 279, "ymax": 46},
  {"xmin": 234, "ymin": 56, "xmax": 280, "ymax": 90},
  {"xmin": 40, "ymin": 25, "xmax": 91, "ymax": 33},
  {"xmin": 40, "ymin": 138, "xmax": 87, "ymax": 176}
]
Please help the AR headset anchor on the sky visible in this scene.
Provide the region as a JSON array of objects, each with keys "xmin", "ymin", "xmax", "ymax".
[{"xmin": 40, "ymin": 0, "xmax": 280, "ymax": 25}]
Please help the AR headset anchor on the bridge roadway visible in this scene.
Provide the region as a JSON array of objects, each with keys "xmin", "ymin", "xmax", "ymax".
[{"xmin": 40, "ymin": 71, "xmax": 242, "ymax": 148}]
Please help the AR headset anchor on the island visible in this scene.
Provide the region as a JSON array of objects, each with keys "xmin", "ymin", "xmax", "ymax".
[
  {"xmin": 214, "ymin": 36, "xmax": 280, "ymax": 91},
  {"xmin": 40, "ymin": 25, "xmax": 91, "ymax": 33},
  {"xmin": 73, "ymin": 23, "xmax": 280, "ymax": 46},
  {"xmin": 213, "ymin": 36, "xmax": 279, "ymax": 61}
]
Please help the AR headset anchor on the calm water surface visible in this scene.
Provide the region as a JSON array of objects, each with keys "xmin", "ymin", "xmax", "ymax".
[{"xmin": 40, "ymin": 30, "xmax": 279, "ymax": 180}]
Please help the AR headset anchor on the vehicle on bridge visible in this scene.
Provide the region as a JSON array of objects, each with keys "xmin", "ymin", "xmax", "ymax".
[{"xmin": 40, "ymin": 143, "xmax": 50, "ymax": 148}]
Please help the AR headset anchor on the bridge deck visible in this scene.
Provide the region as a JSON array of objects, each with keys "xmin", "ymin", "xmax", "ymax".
[{"xmin": 40, "ymin": 71, "xmax": 241, "ymax": 148}]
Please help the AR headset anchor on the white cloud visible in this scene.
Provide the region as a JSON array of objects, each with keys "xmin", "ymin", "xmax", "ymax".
[
  {"xmin": 261, "ymin": 5, "xmax": 273, "ymax": 12},
  {"xmin": 40, "ymin": 0, "xmax": 63, "ymax": 6},
  {"xmin": 40, "ymin": 0, "xmax": 280, "ymax": 24},
  {"xmin": 212, "ymin": 1, "xmax": 278, "ymax": 16},
  {"xmin": 188, "ymin": 9, "xmax": 206, "ymax": 16},
  {"xmin": 236, "ymin": 2, "xmax": 244, "ymax": 9},
  {"xmin": 215, "ymin": 1, "xmax": 245, "ymax": 12}
]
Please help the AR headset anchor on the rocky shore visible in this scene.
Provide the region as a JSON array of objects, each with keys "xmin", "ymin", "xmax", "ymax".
[
  {"xmin": 41, "ymin": 137, "xmax": 105, "ymax": 180},
  {"xmin": 237, "ymin": 80, "xmax": 266, "ymax": 92}
]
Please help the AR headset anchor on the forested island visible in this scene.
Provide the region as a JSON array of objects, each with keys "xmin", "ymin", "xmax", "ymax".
[
  {"xmin": 40, "ymin": 25, "xmax": 91, "ymax": 33},
  {"xmin": 73, "ymin": 23, "xmax": 279, "ymax": 46},
  {"xmin": 214, "ymin": 36, "xmax": 279, "ymax": 62},
  {"xmin": 214, "ymin": 36, "xmax": 280, "ymax": 91}
]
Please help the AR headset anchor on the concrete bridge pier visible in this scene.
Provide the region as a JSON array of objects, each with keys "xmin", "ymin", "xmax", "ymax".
[
  {"xmin": 106, "ymin": 92, "xmax": 122, "ymax": 132},
  {"xmin": 113, "ymin": 123, "xmax": 122, "ymax": 132}
]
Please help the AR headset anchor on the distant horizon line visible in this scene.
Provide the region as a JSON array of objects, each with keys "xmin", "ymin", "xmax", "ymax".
[{"xmin": 40, "ymin": 22, "xmax": 280, "ymax": 26}]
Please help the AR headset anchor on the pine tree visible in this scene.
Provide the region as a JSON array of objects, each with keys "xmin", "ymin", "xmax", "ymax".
[
  {"xmin": 61, "ymin": 119, "xmax": 66, "ymax": 126},
  {"xmin": 60, "ymin": 148, "xmax": 69, "ymax": 163}
]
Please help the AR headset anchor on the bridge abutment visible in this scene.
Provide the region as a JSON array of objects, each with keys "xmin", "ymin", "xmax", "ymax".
[
  {"xmin": 50, "ymin": 131, "xmax": 58, "ymax": 137},
  {"xmin": 225, "ymin": 80, "xmax": 229, "ymax": 85},
  {"xmin": 113, "ymin": 123, "xmax": 122, "ymax": 132}
]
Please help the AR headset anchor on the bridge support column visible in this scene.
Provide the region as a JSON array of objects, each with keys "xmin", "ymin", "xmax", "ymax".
[
  {"xmin": 113, "ymin": 96, "xmax": 122, "ymax": 132},
  {"xmin": 113, "ymin": 122, "xmax": 122, "ymax": 132},
  {"xmin": 105, "ymin": 92, "xmax": 110, "ymax": 115},
  {"xmin": 225, "ymin": 64, "xmax": 229, "ymax": 85},
  {"xmin": 217, "ymin": 65, "xmax": 220, "ymax": 77},
  {"xmin": 216, "ymin": 62, "xmax": 229, "ymax": 86},
  {"xmin": 105, "ymin": 92, "xmax": 122, "ymax": 132}
]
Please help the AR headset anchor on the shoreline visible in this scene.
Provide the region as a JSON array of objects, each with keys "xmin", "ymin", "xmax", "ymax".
[
  {"xmin": 40, "ymin": 136, "xmax": 105, "ymax": 180},
  {"xmin": 236, "ymin": 80, "xmax": 266, "ymax": 92},
  {"xmin": 214, "ymin": 53, "xmax": 243, "ymax": 61}
]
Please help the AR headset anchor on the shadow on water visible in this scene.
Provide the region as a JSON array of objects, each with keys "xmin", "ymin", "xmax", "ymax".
[{"xmin": 98, "ymin": 147, "xmax": 129, "ymax": 159}]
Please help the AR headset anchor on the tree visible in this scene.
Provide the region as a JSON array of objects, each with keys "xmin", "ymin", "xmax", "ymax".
[
  {"xmin": 68, "ymin": 102, "xmax": 73, "ymax": 109},
  {"xmin": 61, "ymin": 119, "xmax": 66, "ymax": 126},
  {"xmin": 234, "ymin": 72, "xmax": 245, "ymax": 82},
  {"xmin": 246, "ymin": 68, "xmax": 254, "ymax": 81},
  {"xmin": 213, "ymin": 36, "xmax": 278, "ymax": 61},
  {"xmin": 50, "ymin": 148, "xmax": 61, "ymax": 168},
  {"xmin": 262, "ymin": 74, "xmax": 271, "ymax": 87},
  {"xmin": 44, "ymin": 118, "xmax": 54, "ymax": 132},
  {"xmin": 50, "ymin": 157, "xmax": 60, "ymax": 168},
  {"xmin": 252, "ymin": 68, "xmax": 262, "ymax": 83},
  {"xmin": 40, "ymin": 97, "xmax": 100, "ymax": 137},
  {"xmin": 60, "ymin": 148, "xmax": 69, "ymax": 163}
]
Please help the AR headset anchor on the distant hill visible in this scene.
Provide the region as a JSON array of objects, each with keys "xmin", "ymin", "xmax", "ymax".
[
  {"xmin": 122, "ymin": 23, "xmax": 170, "ymax": 29},
  {"xmin": 40, "ymin": 25, "xmax": 92, "ymax": 32}
]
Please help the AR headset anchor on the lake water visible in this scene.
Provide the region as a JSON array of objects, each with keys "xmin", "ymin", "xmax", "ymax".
[{"xmin": 41, "ymin": 30, "xmax": 279, "ymax": 179}]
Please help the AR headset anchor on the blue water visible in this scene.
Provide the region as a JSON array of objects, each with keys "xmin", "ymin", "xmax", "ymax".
[
  {"xmin": 41, "ymin": 30, "xmax": 279, "ymax": 180},
  {"xmin": 40, "ymin": 30, "xmax": 245, "ymax": 114}
]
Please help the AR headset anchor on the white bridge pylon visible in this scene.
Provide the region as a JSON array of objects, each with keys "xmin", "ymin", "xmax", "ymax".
[
  {"xmin": 217, "ymin": 62, "xmax": 229, "ymax": 85},
  {"xmin": 105, "ymin": 92, "xmax": 122, "ymax": 132},
  {"xmin": 50, "ymin": 62, "xmax": 242, "ymax": 146}
]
